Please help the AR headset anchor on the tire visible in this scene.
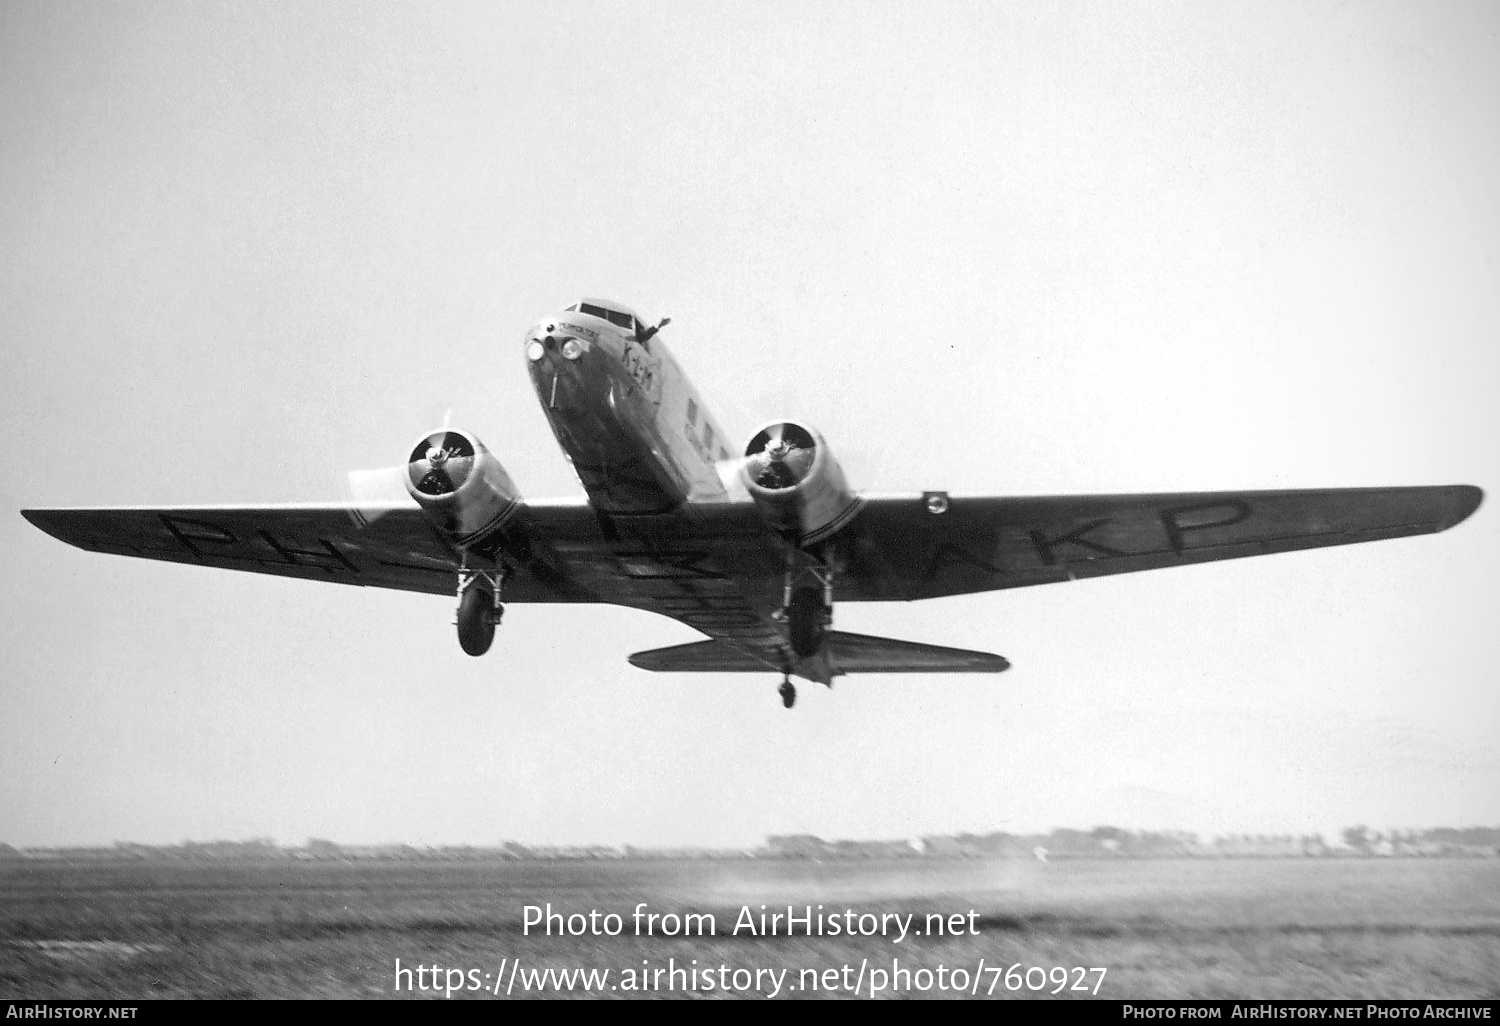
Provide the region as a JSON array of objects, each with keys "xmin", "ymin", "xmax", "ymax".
[
  {"xmin": 788, "ymin": 586, "xmax": 826, "ymax": 658},
  {"xmin": 457, "ymin": 585, "xmax": 496, "ymax": 657}
]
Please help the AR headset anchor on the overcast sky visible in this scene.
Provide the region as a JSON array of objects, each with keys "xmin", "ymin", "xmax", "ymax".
[{"xmin": 2, "ymin": 0, "xmax": 1497, "ymax": 849}]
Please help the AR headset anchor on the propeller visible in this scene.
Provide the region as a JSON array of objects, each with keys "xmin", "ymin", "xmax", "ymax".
[
  {"xmin": 742, "ymin": 422, "xmax": 818, "ymax": 491},
  {"xmin": 342, "ymin": 409, "xmax": 465, "ymax": 527},
  {"xmin": 706, "ymin": 364, "xmax": 887, "ymax": 500},
  {"xmin": 407, "ymin": 430, "xmax": 477, "ymax": 496},
  {"xmin": 712, "ymin": 419, "xmax": 888, "ymax": 505}
]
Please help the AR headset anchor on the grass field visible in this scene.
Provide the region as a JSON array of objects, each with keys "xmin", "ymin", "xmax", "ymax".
[{"xmin": 2, "ymin": 857, "xmax": 1497, "ymax": 999}]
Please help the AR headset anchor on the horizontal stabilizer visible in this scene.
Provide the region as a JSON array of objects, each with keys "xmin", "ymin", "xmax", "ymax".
[{"xmin": 628, "ymin": 631, "xmax": 1009, "ymax": 675}]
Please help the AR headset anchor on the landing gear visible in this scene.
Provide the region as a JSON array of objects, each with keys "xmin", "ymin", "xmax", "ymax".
[
  {"xmin": 773, "ymin": 555, "xmax": 839, "ymax": 706},
  {"xmin": 455, "ymin": 564, "xmax": 506, "ymax": 657},
  {"xmin": 778, "ymin": 558, "xmax": 836, "ymax": 658},
  {"xmin": 787, "ymin": 585, "xmax": 830, "ymax": 658}
]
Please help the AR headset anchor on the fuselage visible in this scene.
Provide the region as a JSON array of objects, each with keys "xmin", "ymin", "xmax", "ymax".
[
  {"xmin": 522, "ymin": 299, "xmax": 846, "ymax": 688},
  {"xmin": 524, "ymin": 300, "xmax": 733, "ymax": 515}
]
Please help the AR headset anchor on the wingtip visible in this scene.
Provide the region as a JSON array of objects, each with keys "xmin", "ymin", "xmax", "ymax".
[
  {"xmin": 1447, "ymin": 484, "xmax": 1484, "ymax": 528},
  {"xmin": 19, "ymin": 508, "xmax": 62, "ymax": 537}
]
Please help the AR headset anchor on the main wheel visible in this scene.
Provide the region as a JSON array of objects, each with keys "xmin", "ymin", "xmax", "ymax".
[
  {"xmin": 787, "ymin": 586, "xmax": 827, "ymax": 658},
  {"xmin": 778, "ymin": 680, "xmax": 797, "ymax": 709},
  {"xmin": 457, "ymin": 584, "xmax": 496, "ymax": 657}
]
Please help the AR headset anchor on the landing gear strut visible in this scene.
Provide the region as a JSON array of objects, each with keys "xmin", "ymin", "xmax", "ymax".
[
  {"xmin": 787, "ymin": 586, "xmax": 828, "ymax": 658},
  {"xmin": 455, "ymin": 563, "xmax": 507, "ymax": 657},
  {"xmin": 773, "ymin": 555, "xmax": 839, "ymax": 707}
]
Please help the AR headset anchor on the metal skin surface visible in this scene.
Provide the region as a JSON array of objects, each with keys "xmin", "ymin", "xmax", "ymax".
[
  {"xmin": 522, "ymin": 303, "xmax": 843, "ymax": 682},
  {"xmin": 739, "ymin": 421, "xmax": 862, "ymax": 545},
  {"xmin": 20, "ymin": 299, "xmax": 1486, "ymax": 690},
  {"xmin": 402, "ymin": 430, "xmax": 522, "ymax": 548}
]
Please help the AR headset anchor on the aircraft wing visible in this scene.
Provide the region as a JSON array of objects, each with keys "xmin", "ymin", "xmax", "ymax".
[
  {"xmin": 20, "ymin": 502, "xmax": 594, "ymax": 602},
  {"xmin": 20, "ymin": 484, "xmax": 1482, "ymax": 611},
  {"xmin": 832, "ymin": 484, "xmax": 1483, "ymax": 600}
]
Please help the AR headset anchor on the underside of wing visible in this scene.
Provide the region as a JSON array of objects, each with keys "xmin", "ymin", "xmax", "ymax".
[
  {"xmin": 20, "ymin": 483, "xmax": 1483, "ymax": 620},
  {"xmin": 835, "ymin": 484, "xmax": 1483, "ymax": 600},
  {"xmin": 629, "ymin": 631, "xmax": 1008, "ymax": 675},
  {"xmin": 18, "ymin": 503, "xmax": 597, "ymax": 602},
  {"xmin": 21, "ymin": 504, "xmax": 460, "ymax": 595}
]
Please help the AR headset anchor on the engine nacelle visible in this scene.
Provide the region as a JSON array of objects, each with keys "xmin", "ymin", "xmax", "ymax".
[
  {"xmin": 739, "ymin": 420, "xmax": 862, "ymax": 545},
  {"xmin": 404, "ymin": 429, "xmax": 521, "ymax": 547}
]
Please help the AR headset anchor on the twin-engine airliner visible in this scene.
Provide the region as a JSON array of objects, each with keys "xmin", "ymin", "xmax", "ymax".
[{"xmin": 22, "ymin": 299, "xmax": 1483, "ymax": 707}]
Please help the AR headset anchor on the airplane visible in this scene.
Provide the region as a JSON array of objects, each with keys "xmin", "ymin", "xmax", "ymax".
[{"xmin": 21, "ymin": 298, "xmax": 1484, "ymax": 708}]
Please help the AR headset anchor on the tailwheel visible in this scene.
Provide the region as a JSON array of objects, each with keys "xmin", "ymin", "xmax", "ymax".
[
  {"xmin": 778, "ymin": 676, "xmax": 797, "ymax": 709},
  {"xmin": 457, "ymin": 581, "xmax": 502, "ymax": 657},
  {"xmin": 787, "ymin": 586, "xmax": 828, "ymax": 658}
]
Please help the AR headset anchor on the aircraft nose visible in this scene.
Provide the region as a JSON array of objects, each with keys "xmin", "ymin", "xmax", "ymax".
[
  {"xmin": 525, "ymin": 321, "xmax": 555, "ymax": 363},
  {"xmin": 526, "ymin": 322, "xmax": 587, "ymax": 365}
]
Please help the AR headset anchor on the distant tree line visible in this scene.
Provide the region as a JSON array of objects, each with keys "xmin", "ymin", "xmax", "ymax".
[{"xmin": 3, "ymin": 825, "xmax": 1498, "ymax": 863}]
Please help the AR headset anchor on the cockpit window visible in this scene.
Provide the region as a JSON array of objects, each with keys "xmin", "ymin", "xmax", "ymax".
[
  {"xmin": 579, "ymin": 302, "xmax": 636, "ymax": 332},
  {"xmin": 565, "ymin": 304, "xmax": 578, "ymax": 312}
]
